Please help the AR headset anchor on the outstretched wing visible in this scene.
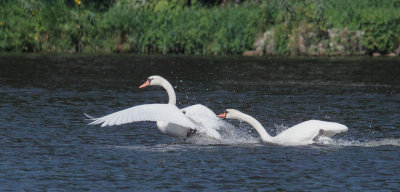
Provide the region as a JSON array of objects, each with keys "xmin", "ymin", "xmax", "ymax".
[
  {"xmin": 181, "ymin": 104, "xmax": 224, "ymax": 139},
  {"xmin": 86, "ymin": 104, "xmax": 196, "ymax": 128}
]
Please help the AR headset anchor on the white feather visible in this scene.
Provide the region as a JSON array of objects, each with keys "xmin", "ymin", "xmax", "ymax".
[
  {"xmin": 271, "ymin": 120, "xmax": 348, "ymax": 145},
  {"xmin": 87, "ymin": 104, "xmax": 196, "ymax": 128},
  {"xmin": 225, "ymin": 109, "xmax": 348, "ymax": 146},
  {"xmin": 181, "ymin": 104, "xmax": 224, "ymax": 139}
]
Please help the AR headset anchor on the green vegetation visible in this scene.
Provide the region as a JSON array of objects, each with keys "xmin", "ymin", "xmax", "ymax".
[{"xmin": 1, "ymin": 0, "xmax": 400, "ymax": 56}]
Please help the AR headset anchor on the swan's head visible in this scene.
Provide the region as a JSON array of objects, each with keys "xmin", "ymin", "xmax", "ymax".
[
  {"xmin": 217, "ymin": 109, "xmax": 243, "ymax": 120},
  {"xmin": 139, "ymin": 75, "xmax": 166, "ymax": 88}
]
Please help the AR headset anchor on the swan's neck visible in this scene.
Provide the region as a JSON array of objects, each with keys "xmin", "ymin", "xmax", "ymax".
[
  {"xmin": 237, "ymin": 113, "xmax": 273, "ymax": 142},
  {"xmin": 161, "ymin": 80, "xmax": 176, "ymax": 105}
]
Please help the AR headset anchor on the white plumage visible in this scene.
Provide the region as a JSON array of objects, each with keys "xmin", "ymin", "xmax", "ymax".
[
  {"xmin": 269, "ymin": 120, "xmax": 348, "ymax": 145},
  {"xmin": 181, "ymin": 104, "xmax": 224, "ymax": 139},
  {"xmin": 86, "ymin": 75, "xmax": 224, "ymax": 140},
  {"xmin": 86, "ymin": 104, "xmax": 196, "ymax": 128},
  {"xmin": 219, "ymin": 109, "xmax": 348, "ymax": 146}
]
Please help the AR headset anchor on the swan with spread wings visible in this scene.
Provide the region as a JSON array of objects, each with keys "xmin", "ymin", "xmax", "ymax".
[{"xmin": 86, "ymin": 75, "xmax": 223, "ymax": 139}]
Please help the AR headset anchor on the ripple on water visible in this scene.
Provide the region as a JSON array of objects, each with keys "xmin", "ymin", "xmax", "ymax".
[{"xmin": 1, "ymin": 56, "xmax": 399, "ymax": 191}]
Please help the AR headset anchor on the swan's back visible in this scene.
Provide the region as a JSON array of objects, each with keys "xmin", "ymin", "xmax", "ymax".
[
  {"xmin": 182, "ymin": 104, "xmax": 223, "ymax": 128},
  {"xmin": 181, "ymin": 104, "xmax": 224, "ymax": 139},
  {"xmin": 304, "ymin": 120, "xmax": 348, "ymax": 137},
  {"xmin": 273, "ymin": 120, "xmax": 348, "ymax": 145}
]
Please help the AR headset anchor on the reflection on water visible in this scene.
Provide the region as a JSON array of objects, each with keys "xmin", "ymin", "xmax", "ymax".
[{"xmin": 0, "ymin": 55, "xmax": 399, "ymax": 191}]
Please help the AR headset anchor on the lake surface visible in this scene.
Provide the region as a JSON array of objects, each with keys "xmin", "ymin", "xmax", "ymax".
[{"xmin": 0, "ymin": 55, "xmax": 399, "ymax": 191}]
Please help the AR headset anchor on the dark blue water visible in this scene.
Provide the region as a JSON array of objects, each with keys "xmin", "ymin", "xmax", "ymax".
[{"xmin": 0, "ymin": 55, "xmax": 399, "ymax": 191}]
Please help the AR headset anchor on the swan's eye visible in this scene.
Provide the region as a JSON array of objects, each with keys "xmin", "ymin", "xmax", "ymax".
[{"xmin": 147, "ymin": 78, "xmax": 154, "ymax": 84}]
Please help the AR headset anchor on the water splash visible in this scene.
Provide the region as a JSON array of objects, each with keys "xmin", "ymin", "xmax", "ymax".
[
  {"xmin": 184, "ymin": 121, "xmax": 259, "ymax": 145},
  {"xmin": 274, "ymin": 124, "xmax": 290, "ymax": 135},
  {"xmin": 219, "ymin": 122, "xmax": 259, "ymax": 144}
]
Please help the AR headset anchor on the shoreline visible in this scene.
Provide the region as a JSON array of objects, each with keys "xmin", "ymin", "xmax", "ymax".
[
  {"xmin": 1, "ymin": 53, "xmax": 399, "ymax": 60},
  {"xmin": 2, "ymin": 1, "xmax": 399, "ymax": 56}
]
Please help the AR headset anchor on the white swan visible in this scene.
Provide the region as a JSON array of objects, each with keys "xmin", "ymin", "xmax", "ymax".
[
  {"xmin": 217, "ymin": 109, "xmax": 348, "ymax": 146},
  {"xmin": 86, "ymin": 76, "xmax": 222, "ymax": 139}
]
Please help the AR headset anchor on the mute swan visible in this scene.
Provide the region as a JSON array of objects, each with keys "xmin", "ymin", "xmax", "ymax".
[
  {"xmin": 217, "ymin": 109, "xmax": 348, "ymax": 146},
  {"xmin": 86, "ymin": 76, "xmax": 222, "ymax": 139}
]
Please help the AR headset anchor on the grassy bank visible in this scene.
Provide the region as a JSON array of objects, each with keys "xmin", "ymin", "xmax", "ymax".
[{"xmin": 1, "ymin": 0, "xmax": 400, "ymax": 56}]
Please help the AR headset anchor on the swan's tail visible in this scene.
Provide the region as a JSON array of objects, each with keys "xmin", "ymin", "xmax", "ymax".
[{"xmin": 84, "ymin": 113, "xmax": 98, "ymax": 120}]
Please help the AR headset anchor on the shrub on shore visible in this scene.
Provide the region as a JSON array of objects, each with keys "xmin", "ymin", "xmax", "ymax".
[{"xmin": 1, "ymin": 0, "xmax": 399, "ymax": 56}]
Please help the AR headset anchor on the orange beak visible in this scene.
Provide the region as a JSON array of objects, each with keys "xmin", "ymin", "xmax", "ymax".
[
  {"xmin": 217, "ymin": 112, "xmax": 227, "ymax": 119},
  {"xmin": 139, "ymin": 80, "xmax": 150, "ymax": 88}
]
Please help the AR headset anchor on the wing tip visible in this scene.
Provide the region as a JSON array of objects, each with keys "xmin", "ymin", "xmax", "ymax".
[{"xmin": 84, "ymin": 113, "xmax": 97, "ymax": 120}]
